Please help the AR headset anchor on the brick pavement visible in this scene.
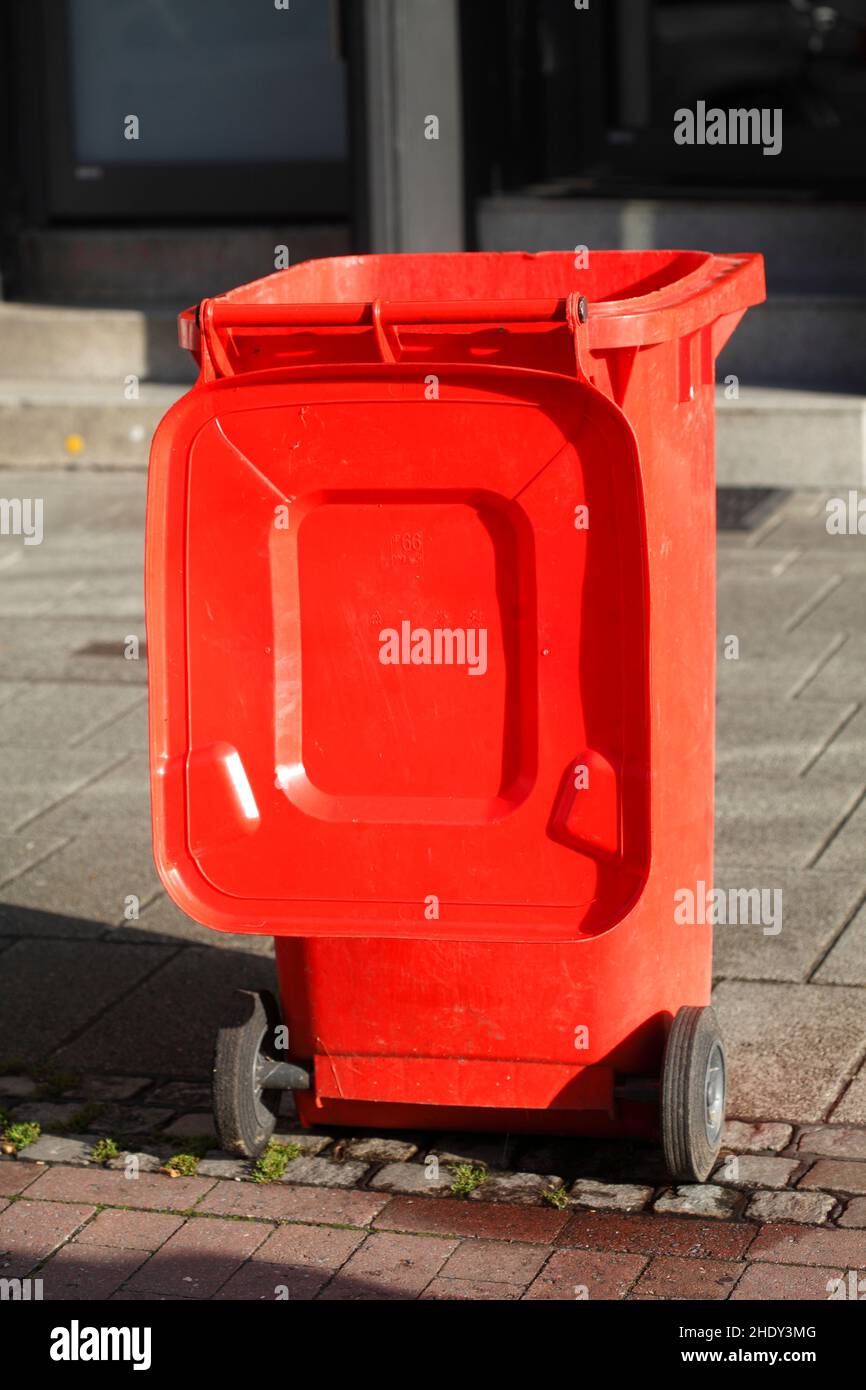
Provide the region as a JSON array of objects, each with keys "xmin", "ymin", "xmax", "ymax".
[
  {"xmin": 1, "ymin": 473, "xmax": 865, "ymax": 1299},
  {"xmin": 2, "ymin": 1164, "xmax": 865, "ymax": 1301}
]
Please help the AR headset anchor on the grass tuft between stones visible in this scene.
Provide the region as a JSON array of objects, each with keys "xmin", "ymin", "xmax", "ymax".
[
  {"xmin": 91, "ymin": 1137, "xmax": 121, "ymax": 1165},
  {"xmin": 450, "ymin": 1163, "xmax": 487, "ymax": 1198},
  {"xmin": 162, "ymin": 1153, "xmax": 200, "ymax": 1178},
  {"xmin": 542, "ymin": 1185, "xmax": 570, "ymax": 1210},
  {"xmin": 1, "ymin": 1119, "xmax": 41, "ymax": 1154},
  {"xmin": 252, "ymin": 1139, "xmax": 301, "ymax": 1183}
]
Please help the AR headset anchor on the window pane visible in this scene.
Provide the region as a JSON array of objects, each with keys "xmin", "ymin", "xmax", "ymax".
[{"xmin": 69, "ymin": 0, "xmax": 347, "ymax": 164}]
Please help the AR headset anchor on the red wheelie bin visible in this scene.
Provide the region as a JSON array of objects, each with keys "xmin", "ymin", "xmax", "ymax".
[{"xmin": 146, "ymin": 250, "xmax": 765, "ymax": 1181}]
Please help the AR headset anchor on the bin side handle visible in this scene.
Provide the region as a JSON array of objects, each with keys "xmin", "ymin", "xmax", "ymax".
[{"xmin": 589, "ymin": 253, "xmax": 765, "ymax": 349}]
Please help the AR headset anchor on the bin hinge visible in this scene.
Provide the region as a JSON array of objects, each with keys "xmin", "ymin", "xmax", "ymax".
[{"xmin": 566, "ymin": 292, "xmax": 592, "ymax": 383}]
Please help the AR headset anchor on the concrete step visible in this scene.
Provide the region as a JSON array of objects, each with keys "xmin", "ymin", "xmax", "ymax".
[
  {"xmin": 479, "ymin": 195, "xmax": 866, "ymax": 390},
  {"xmin": 3, "ymin": 293, "xmax": 861, "ymax": 394},
  {"xmin": 0, "ymin": 303, "xmax": 196, "ymax": 386},
  {"xmin": 1, "ymin": 377, "xmax": 862, "ymax": 485},
  {"xmin": 719, "ymin": 296, "xmax": 866, "ymax": 393},
  {"xmin": 0, "ymin": 380, "xmax": 184, "ymax": 469},
  {"xmin": 14, "ymin": 224, "xmax": 350, "ymax": 307},
  {"xmin": 716, "ymin": 387, "xmax": 866, "ymax": 488},
  {"xmin": 478, "ymin": 195, "xmax": 866, "ymax": 295}
]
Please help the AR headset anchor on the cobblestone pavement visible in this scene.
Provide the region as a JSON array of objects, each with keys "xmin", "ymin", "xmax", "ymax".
[{"xmin": 1, "ymin": 473, "xmax": 865, "ymax": 1299}]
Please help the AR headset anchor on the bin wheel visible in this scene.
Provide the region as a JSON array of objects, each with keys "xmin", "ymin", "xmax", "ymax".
[
  {"xmin": 661, "ymin": 1005, "xmax": 726, "ymax": 1183},
  {"xmin": 213, "ymin": 989, "xmax": 282, "ymax": 1158}
]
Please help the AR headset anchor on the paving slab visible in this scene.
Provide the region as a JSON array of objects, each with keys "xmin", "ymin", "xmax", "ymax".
[
  {"xmin": 25, "ymin": 1163, "xmax": 215, "ymax": 1210},
  {"xmin": 5, "ymin": 539, "xmax": 144, "ymax": 579},
  {"xmin": 10, "ymin": 1100, "xmax": 84, "ymax": 1128},
  {"xmin": 161, "ymin": 1113, "xmax": 215, "ymax": 1140},
  {"xmin": 373, "ymin": 1194, "xmax": 569, "ymax": 1244},
  {"xmin": 0, "ymin": 830, "xmax": 72, "ymax": 891},
  {"xmin": 715, "ymin": 634, "xmax": 843, "ymax": 702},
  {"xmin": 524, "ymin": 1247, "xmax": 646, "ymax": 1300},
  {"xmin": 68, "ymin": 1074, "xmax": 151, "ymax": 1102},
  {"xmin": 838, "ymin": 1198, "xmax": 866, "ymax": 1228},
  {"xmin": 250, "ymin": 1222, "xmax": 367, "ymax": 1271},
  {"xmin": 421, "ymin": 1275, "xmax": 525, "ymax": 1300},
  {"xmin": 0, "ymin": 604, "xmax": 147, "ymax": 682},
  {"xmin": 0, "ymin": 937, "xmax": 174, "ymax": 1063},
  {"xmin": 39, "ymin": 1243, "xmax": 152, "ymax": 1301},
  {"xmin": 813, "ymin": 900, "xmax": 866, "ymax": 984},
  {"xmin": 213, "ymin": 1259, "xmax": 330, "ymax": 1301},
  {"xmin": 830, "ymin": 1067, "xmax": 866, "ymax": 1126},
  {"xmin": 805, "ymin": 702, "xmax": 866, "ymax": 783},
  {"xmin": 145, "ymin": 1081, "xmax": 212, "ymax": 1110},
  {"xmin": 124, "ymin": 1216, "xmax": 271, "ymax": 1299},
  {"xmin": 716, "ymin": 571, "xmax": 843, "ymax": 646},
  {"xmin": 712, "ymin": 867, "xmax": 865, "ymax": 982},
  {"xmin": 197, "ymin": 1178, "xmax": 387, "ymax": 1228},
  {"xmin": 0, "ymin": 902, "xmax": 109, "ymax": 941},
  {"xmin": 795, "ymin": 571, "xmax": 866, "ymax": 636},
  {"xmin": 72, "ymin": 1206, "xmax": 184, "ymax": 1250},
  {"xmin": 731, "ymin": 1262, "xmax": 843, "ymax": 1299},
  {"xmin": 52, "ymin": 944, "xmax": 277, "ymax": 1076},
  {"xmin": 0, "ymin": 1074, "xmax": 38, "ymax": 1103},
  {"xmin": 795, "ymin": 634, "xmax": 866, "ymax": 702},
  {"xmin": 497, "ymin": 1207, "xmax": 754, "ymax": 1259},
  {"xmin": 748, "ymin": 1221, "xmax": 866, "ymax": 1267},
  {"xmin": 437, "ymin": 1238, "xmax": 547, "ymax": 1285},
  {"xmin": 630, "ymin": 1254, "xmax": 741, "ymax": 1301},
  {"xmin": 2, "ymin": 825, "xmax": 161, "ymax": 926},
  {"xmin": 0, "ymin": 1197, "xmax": 95, "ymax": 1279},
  {"xmin": 0, "ymin": 1161, "xmax": 41, "ymax": 1195},
  {"xmin": 0, "ymin": 684, "xmax": 143, "ymax": 750},
  {"xmin": 0, "ymin": 745, "xmax": 123, "ymax": 834},
  {"xmin": 713, "ymin": 544, "xmax": 801, "ymax": 577},
  {"xmin": 814, "ymin": 793, "xmax": 866, "ymax": 875},
  {"xmin": 74, "ymin": 699, "xmax": 149, "ymax": 753},
  {"xmin": 716, "ymin": 698, "xmax": 855, "ymax": 777},
  {"xmin": 713, "ymin": 980, "xmax": 866, "ymax": 1122},
  {"xmin": 714, "ymin": 769, "xmax": 866, "ymax": 869},
  {"xmin": 26, "ymin": 752, "xmax": 152, "ymax": 838},
  {"xmin": 86, "ymin": 1103, "xmax": 174, "ymax": 1138},
  {"xmin": 110, "ymin": 892, "xmax": 276, "ymax": 956},
  {"xmin": 317, "ymin": 1230, "xmax": 458, "ymax": 1301}
]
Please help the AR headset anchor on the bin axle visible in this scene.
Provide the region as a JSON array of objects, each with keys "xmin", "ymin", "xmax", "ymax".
[{"xmin": 256, "ymin": 1057, "xmax": 312, "ymax": 1092}]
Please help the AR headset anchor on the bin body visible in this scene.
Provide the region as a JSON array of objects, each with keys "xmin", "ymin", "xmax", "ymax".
[{"xmin": 146, "ymin": 251, "xmax": 764, "ymax": 1137}]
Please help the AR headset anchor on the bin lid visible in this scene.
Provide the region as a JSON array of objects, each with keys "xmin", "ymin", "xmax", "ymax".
[{"xmin": 148, "ymin": 361, "xmax": 650, "ymax": 942}]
